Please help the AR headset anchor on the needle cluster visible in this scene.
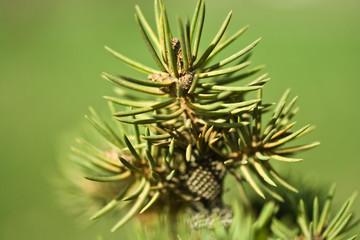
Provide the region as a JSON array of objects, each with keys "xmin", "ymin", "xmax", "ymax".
[{"xmin": 61, "ymin": 0, "xmax": 358, "ymax": 238}]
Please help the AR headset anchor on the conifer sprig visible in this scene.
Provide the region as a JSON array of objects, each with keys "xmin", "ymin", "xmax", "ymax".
[
  {"xmin": 69, "ymin": 0, "xmax": 319, "ymax": 231},
  {"xmin": 271, "ymin": 185, "xmax": 358, "ymax": 240},
  {"xmin": 59, "ymin": 0, "xmax": 358, "ymax": 237}
]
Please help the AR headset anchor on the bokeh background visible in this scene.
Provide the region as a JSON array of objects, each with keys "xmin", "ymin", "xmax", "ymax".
[{"xmin": 1, "ymin": 0, "xmax": 359, "ymax": 239}]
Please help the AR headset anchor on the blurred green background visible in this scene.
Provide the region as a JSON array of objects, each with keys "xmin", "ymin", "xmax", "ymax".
[{"xmin": 1, "ymin": 0, "xmax": 359, "ymax": 239}]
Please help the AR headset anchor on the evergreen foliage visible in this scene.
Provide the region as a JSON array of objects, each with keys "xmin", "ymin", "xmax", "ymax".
[{"xmin": 60, "ymin": 0, "xmax": 358, "ymax": 239}]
